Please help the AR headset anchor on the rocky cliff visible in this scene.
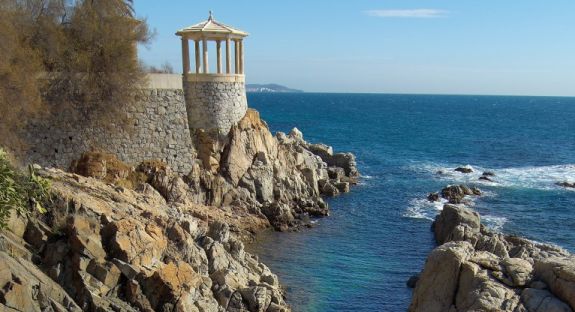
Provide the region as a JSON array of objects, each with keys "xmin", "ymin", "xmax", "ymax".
[
  {"xmin": 0, "ymin": 108, "xmax": 359, "ymax": 311},
  {"xmin": 409, "ymin": 186, "xmax": 575, "ymax": 312}
]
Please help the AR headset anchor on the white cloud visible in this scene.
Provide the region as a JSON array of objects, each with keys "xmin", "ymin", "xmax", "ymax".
[{"xmin": 365, "ymin": 9, "xmax": 449, "ymax": 18}]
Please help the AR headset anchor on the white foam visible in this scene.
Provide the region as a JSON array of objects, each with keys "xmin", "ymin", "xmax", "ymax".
[
  {"xmin": 410, "ymin": 162, "xmax": 575, "ymax": 191},
  {"xmin": 403, "ymin": 197, "xmax": 446, "ymax": 221},
  {"xmin": 404, "ymin": 192, "xmax": 483, "ymax": 222},
  {"xmin": 482, "ymin": 215, "xmax": 508, "ymax": 232},
  {"xmin": 496, "ymin": 165, "xmax": 575, "ymax": 190}
]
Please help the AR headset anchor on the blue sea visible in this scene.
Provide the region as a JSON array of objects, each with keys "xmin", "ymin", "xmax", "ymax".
[{"xmin": 246, "ymin": 93, "xmax": 575, "ymax": 312}]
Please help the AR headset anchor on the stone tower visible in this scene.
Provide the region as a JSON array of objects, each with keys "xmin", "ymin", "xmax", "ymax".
[{"xmin": 176, "ymin": 12, "xmax": 249, "ymax": 134}]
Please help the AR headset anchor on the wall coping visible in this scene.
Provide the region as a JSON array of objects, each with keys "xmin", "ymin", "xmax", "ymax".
[
  {"xmin": 184, "ymin": 74, "xmax": 245, "ymax": 83},
  {"xmin": 146, "ymin": 73, "xmax": 183, "ymax": 89}
]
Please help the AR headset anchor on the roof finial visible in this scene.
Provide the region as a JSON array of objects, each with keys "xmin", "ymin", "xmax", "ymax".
[{"xmin": 208, "ymin": 11, "xmax": 213, "ymax": 21}]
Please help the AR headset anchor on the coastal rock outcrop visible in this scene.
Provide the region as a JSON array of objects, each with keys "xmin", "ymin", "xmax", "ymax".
[
  {"xmin": 71, "ymin": 109, "xmax": 358, "ymax": 232},
  {"xmin": 1, "ymin": 107, "xmax": 359, "ymax": 311},
  {"xmin": 409, "ymin": 190, "xmax": 574, "ymax": 312},
  {"xmin": 0, "ymin": 168, "xmax": 290, "ymax": 311}
]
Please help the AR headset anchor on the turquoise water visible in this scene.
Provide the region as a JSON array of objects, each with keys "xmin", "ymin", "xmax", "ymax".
[{"xmin": 246, "ymin": 93, "xmax": 575, "ymax": 312}]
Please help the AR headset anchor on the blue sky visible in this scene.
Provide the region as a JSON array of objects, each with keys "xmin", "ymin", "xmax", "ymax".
[{"xmin": 135, "ymin": 1, "xmax": 575, "ymax": 96}]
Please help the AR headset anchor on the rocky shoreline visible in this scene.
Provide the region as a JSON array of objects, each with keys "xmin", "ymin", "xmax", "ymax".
[
  {"xmin": 409, "ymin": 183, "xmax": 575, "ymax": 312},
  {"xmin": 0, "ymin": 108, "xmax": 359, "ymax": 311}
]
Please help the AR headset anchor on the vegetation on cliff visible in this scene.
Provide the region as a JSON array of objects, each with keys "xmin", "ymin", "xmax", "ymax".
[
  {"xmin": 0, "ymin": 0, "xmax": 152, "ymax": 149},
  {"xmin": 0, "ymin": 149, "xmax": 50, "ymax": 229}
]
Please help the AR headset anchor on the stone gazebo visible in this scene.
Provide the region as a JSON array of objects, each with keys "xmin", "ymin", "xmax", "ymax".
[{"xmin": 176, "ymin": 12, "xmax": 249, "ymax": 133}]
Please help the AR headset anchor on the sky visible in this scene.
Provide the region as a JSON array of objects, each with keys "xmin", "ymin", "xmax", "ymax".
[{"xmin": 134, "ymin": 1, "xmax": 575, "ymax": 96}]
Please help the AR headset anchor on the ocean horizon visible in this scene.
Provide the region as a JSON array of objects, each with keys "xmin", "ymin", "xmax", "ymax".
[{"xmin": 249, "ymin": 90, "xmax": 575, "ymax": 99}]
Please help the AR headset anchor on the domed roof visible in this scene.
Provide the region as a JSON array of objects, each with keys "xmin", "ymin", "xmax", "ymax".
[{"xmin": 176, "ymin": 12, "xmax": 248, "ymax": 40}]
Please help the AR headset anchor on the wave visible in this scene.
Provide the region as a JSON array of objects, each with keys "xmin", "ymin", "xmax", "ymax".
[
  {"xmin": 403, "ymin": 188, "xmax": 480, "ymax": 219},
  {"xmin": 410, "ymin": 162, "xmax": 575, "ymax": 191},
  {"xmin": 404, "ymin": 196, "xmax": 508, "ymax": 231},
  {"xmin": 403, "ymin": 197, "xmax": 448, "ymax": 221},
  {"xmin": 481, "ymin": 215, "xmax": 508, "ymax": 232}
]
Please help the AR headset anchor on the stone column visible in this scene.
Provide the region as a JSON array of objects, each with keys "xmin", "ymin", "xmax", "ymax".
[
  {"xmin": 216, "ymin": 41, "xmax": 222, "ymax": 74},
  {"xmin": 234, "ymin": 40, "xmax": 240, "ymax": 74},
  {"xmin": 194, "ymin": 40, "xmax": 201, "ymax": 74},
  {"xmin": 181, "ymin": 38, "xmax": 190, "ymax": 75},
  {"xmin": 239, "ymin": 40, "xmax": 244, "ymax": 74},
  {"xmin": 202, "ymin": 38, "xmax": 209, "ymax": 74},
  {"xmin": 226, "ymin": 38, "xmax": 231, "ymax": 74}
]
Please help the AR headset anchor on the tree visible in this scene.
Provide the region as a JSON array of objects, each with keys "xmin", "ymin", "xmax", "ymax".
[
  {"xmin": 0, "ymin": 3, "xmax": 46, "ymax": 149},
  {"xmin": 0, "ymin": 0, "xmax": 153, "ymax": 150},
  {"xmin": 46, "ymin": 0, "xmax": 153, "ymax": 128}
]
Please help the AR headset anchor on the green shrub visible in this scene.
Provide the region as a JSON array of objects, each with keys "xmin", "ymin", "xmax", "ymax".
[{"xmin": 0, "ymin": 148, "xmax": 51, "ymax": 229}]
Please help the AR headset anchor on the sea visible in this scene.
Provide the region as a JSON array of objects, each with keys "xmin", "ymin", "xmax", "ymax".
[{"xmin": 246, "ymin": 93, "xmax": 575, "ymax": 312}]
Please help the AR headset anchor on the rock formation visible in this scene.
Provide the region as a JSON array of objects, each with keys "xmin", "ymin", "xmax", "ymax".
[
  {"xmin": 0, "ymin": 108, "xmax": 359, "ymax": 311},
  {"xmin": 71, "ymin": 109, "xmax": 358, "ymax": 233},
  {"xmin": 1, "ymin": 168, "xmax": 289, "ymax": 311},
  {"xmin": 410, "ymin": 187, "xmax": 575, "ymax": 312}
]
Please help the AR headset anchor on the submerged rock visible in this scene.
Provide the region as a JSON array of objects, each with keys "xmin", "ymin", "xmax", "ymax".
[
  {"xmin": 557, "ymin": 181, "xmax": 575, "ymax": 189},
  {"xmin": 427, "ymin": 192, "xmax": 440, "ymax": 202},
  {"xmin": 440, "ymin": 184, "xmax": 479, "ymax": 204},
  {"xmin": 454, "ymin": 166, "xmax": 474, "ymax": 174}
]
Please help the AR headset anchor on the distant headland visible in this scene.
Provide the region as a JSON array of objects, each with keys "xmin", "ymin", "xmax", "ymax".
[{"xmin": 246, "ymin": 83, "xmax": 303, "ymax": 93}]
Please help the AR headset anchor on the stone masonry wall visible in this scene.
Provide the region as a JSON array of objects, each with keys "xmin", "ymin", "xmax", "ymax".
[
  {"xmin": 183, "ymin": 81, "xmax": 248, "ymax": 133},
  {"xmin": 20, "ymin": 89, "xmax": 196, "ymax": 174}
]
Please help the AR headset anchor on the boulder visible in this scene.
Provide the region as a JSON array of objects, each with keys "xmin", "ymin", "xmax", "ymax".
[
  {"xmin": 521, "ymin": 288, "xmax": 573, "ymax": 312},
  {"xmin": 0, "ymin": 251, "xmax": 82, "ymax": 311},
  {"xmin": 427, "ymin": 192, "xmax": 440, "ymax": 202},
  {"xmin": 409, "ymin": 241, "xmax": 474, "ymax": 312},
  {"xmin": 239, "ymin": 286, "xmax": 272, "ymax": 312},
  {"xmin": 327, "ymin": 167, "xmax": 346, "ymax": 181},
  {"xmin": 441, "ymin": 185, "xmax": 468, "ymax": 204},
  {"xmin": 321, "ymin": 182, "xmax": 340, "ymax": 196},
  {"xmin": 207, "ymin": 221, "xmax": 230, "ymax": 243},
  {"xmin": 86, "ymin": 259, "xmax": 121, "ymax": 289},
  {"xmin": 434, "ymin": 205, "xmax": 481, "ymax": 245},
  {"xmin": 104, "ymin": 219, "xmax": 167, "ymax": 270},
  {"xmin": 288, "ymin": 128, "xmax": 303, "ymax": 141},
  {"xmin": 335, "ymin": 182, "xmax": 350, "ymax": 193},
  {"xmin": 455, "ymin": 261, "xmax": 521, "ymax": 311},
  {"xmin": 140, "ymin": 261, "xmax": 203, "ymax": 311},
  {"xmin": 502, "ymin": 257, "xmax": 533, "ymax": 287},
  {"xmin": 534, "ymin": 257, "xmax": 575, "ymax": 310},
  {"xmin": 308, "ymin": 143, "xmax": 333, "ymax": 161},
  {"xmin": 66, "ymin": 216, "xmax": 107, "ymax": 260},
  {"xmin": 261, "ymin": 203, "xmax": 295, "ymax": 231},
  {"xmin": 70, "ymin": 151, "xmax": 131, "ymax": 183}
]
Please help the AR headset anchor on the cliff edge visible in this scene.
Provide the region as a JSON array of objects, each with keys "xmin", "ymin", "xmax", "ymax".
[{"xmin": 0, "ymin": 108, "xmax": 359, "ymax": 311}]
